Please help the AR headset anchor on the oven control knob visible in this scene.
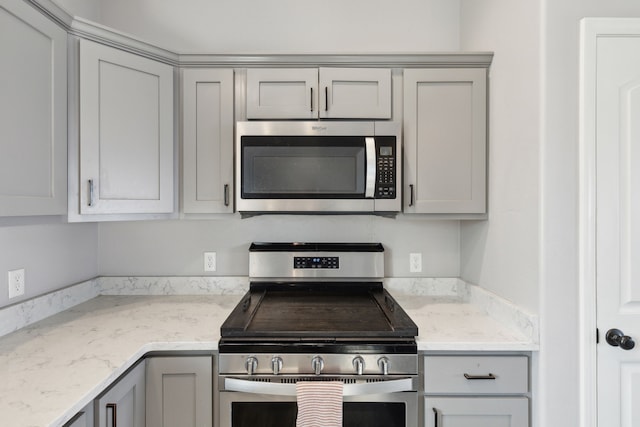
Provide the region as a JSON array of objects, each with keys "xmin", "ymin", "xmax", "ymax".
[
  {"xmin": 271, "ymin": 356, "xmax": 283, "ymax": 375},
  {"xmin": 353, "ymin": 356, "xmax": 365, "ymax": 376},
  {"xmin": 311, "ymin": 356, "xmax": 324, "ymax": 375},
  {"xmin": 245, "ymin": 356, "xmax": 258, "ymax": 375},
  {"xmin": 377, "ymin": 357, "xmax": 390, "ymax": 375}
]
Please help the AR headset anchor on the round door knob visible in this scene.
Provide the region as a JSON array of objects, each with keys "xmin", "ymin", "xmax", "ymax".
[
  {"xmin": 245, "ymin": 356, "xmax": 258, "ymax": 375},
  {"xmin": 271, "ymin": 356, "xmax": 283, "ymax": 375},
  {"xmin": 353, "ymin": 356, "xmax": 365, "ymax": 375},
  {"xmin": 311, "ymin": 356, "xmax": 324, "ymax": 375},
  {"xmin": 606, "ymin": 328, "xmax": 636, "ymax": 350}
]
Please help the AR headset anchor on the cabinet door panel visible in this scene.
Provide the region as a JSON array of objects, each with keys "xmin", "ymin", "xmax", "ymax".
[
  {"xmin": 96, "ymin": 361, "xmax": 145, "ymax": 427},
  {"xmin": 63, "ymin": 403, "xmax": 93, "ymax": 427},
  {"xmin": 246, "ymin": 68, "xmax": 317, "ymax": 119},
  {"xmin": 182, "ymin": 69, "xmax": 234, "ymax": 213},
  {"xmin": 404, "ymin": 68, "xmax": 486, "ymax": 214},
  {"xmin": 426, "ymin": 397, "xmax": 528, "ymax": 427},
  {"xmin": 80, "ymin": 39, "xmax": 174, "ymax": 214},
  {"xmin": 319, "ymin": 68, "xmax": 391, "ymax": 119},
  {"xmin": 0, "ymin": 0, "xmax": 67, "ymax": 216},
  {"xmin": 146, "ymin": 356, "xmax": 213, "ymax": 427}
]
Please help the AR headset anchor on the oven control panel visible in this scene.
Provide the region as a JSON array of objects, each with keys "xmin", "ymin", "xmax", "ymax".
[{"xmin": 294, "ymin": 256, "xmax": 339, "ymax": 269}]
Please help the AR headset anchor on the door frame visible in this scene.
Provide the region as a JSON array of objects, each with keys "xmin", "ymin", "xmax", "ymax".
[{"xmin": 578, "ymin": 17, "xmax": 640, "ymax": 427}]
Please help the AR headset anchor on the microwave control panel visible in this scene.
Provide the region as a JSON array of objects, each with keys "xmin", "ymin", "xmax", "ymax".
[{"xmin": 375, "ymin": 137, "xmax": 396, "ymax": 199}]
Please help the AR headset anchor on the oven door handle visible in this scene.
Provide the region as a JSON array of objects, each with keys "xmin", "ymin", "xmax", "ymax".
[{"xmin": 224, "ymin": 377, "xmax": 414, "ymax": 396}]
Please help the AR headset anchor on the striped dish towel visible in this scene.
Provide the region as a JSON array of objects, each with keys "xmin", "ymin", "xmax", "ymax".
[{"xmin": 296, "ymin": 381, "xmax": 344, "ymax": 427}]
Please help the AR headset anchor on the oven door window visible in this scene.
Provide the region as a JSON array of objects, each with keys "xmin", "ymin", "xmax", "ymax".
[
  {"xmin": 231, "ymin": 402, "xmax": 406, "ymax": 427},
  {"xmin": 241, "ymin": 136, "xmax": 366, "ymax": 199}
]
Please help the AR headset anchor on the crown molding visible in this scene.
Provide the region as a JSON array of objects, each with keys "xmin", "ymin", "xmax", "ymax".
[{"xmin": 27, "ymin": 0, "xmax": 493, "ymax": 68}]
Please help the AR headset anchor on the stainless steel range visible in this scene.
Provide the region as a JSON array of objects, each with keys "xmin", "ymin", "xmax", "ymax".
[{"xmin": 218, "ymin": 243, "xmax": 419, "ymax": 427}]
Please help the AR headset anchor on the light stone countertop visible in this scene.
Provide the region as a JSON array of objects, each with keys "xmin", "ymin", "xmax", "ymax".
[{"xmin": 0, "ymin": 292, "xmax": 536, "ymax": 427}]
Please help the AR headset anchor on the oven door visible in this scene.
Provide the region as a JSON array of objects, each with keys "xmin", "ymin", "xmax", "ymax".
[{"xmin": 219, "ymin": 377, "xmax": 418, "ymax": 427}]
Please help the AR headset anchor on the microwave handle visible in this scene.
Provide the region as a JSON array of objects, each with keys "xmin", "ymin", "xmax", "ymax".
[
  {"xmin": 224, "ymin": 377, "xmax": 414, "ymax": 397},
  {"xmin": 365, "ymin": 137, "xmax": 376, "ymax": 198}
]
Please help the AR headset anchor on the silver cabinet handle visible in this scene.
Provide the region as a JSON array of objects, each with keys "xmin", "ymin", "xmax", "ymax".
[
  {"xmin": 224, "ymin": 377, "xmax": 414, "ymax": 396},
  {"xmin": 224, "ymin": 184, "xmax": 229, "ymax": 207},
  {"xmin": 106, "ymin": 403, "xmax": 117, "ymax": 427},
  {"xmin": 463, "ymin": 373, "xmax": 496, "ymax": 380},
  {"xmin": 88, "ymin": 179, "xmax": 94, "ymax": 207}
]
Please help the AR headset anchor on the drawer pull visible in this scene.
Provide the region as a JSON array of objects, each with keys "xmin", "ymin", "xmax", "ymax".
[{"xmin": 464, "ymin": 373, "xmax": 496, "ymax": 380}]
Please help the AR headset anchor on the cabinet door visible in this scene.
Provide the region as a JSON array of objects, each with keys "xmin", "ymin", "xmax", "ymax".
[
  {"xmin": 96, "ymin": 361, "xmax": 145, "ymax": 427},
  {"xmin": 79, "ymin": 39, "xmax": 174, "ymax": 214},
  {"xmin": 182, "ymin": 69, "xmax": 234, "ymax": 213},
  {"xmin": 403, "ymin": 68, "xmax": 486, "ymax": 214},
  {"xmin": 319, "ymin": 68, "xmax": 391, "ymax": 119},
  {"xmin": 63, "ymin": 402, "xmax": 94, "ymax": 427},
  {"xmin": 246, "ymin": 68, "xmax": 318, "ymax": 119},
  {"xmin": 426, "ymin": 397, "xmax": 528, "ymax": 427},
  {"xmin": 146, "ymin": 356, "xmax": 213, "ymax": 427},
  {"xmin": 0, "ymin": 0, "xmax": 67, "ymax": 216}
]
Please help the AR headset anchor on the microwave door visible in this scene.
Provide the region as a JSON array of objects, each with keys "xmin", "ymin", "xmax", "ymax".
[{"xmin": 240, "ymin": 136, "xmax": 371, "ymax": 208}]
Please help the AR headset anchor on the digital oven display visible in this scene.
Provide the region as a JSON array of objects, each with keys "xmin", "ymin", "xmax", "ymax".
[{"xmin": 293, "ymin": 256, "xmax": 339, "ymax": 269}]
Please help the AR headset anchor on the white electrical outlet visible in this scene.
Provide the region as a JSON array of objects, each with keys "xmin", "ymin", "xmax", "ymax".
[
  {"xmin": 8, "ymin": 268, "xmax": 25, "ymax": 299},
  {"xmin": 409, "ymin": 253, "xmax": 422, "ymax": 273},
  {"xmin": 204, "ymin": 252, "xmax": 216, "ymax": 272}
]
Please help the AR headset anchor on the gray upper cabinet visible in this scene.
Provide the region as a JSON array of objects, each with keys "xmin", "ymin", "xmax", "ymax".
[
  {"xmin": 246, "ymin": 68, "xmax": 391, "ymax": 119},
  {"xmin": 182, "ymin": 68, "xmax": 234, "ymax": 213},
  {"xmin": 0, "ymin": 0, "xmax": 67, "ymax": 216},
  {"xmin": 403, "ymin": 68, "xmax": 487, "ymax": 214},
  {"xmin": 78, "ymin": 39, "xmax": 174, "ymax": 215}
]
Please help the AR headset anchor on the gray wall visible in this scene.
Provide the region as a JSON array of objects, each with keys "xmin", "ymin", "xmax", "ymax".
[
  {"xmin": 98, "ymin": 217, "xmax": 460, "ymax": 278},
  {"xmin": 0, "ymin": 219, "xmax": 98, "ymax": 308}
]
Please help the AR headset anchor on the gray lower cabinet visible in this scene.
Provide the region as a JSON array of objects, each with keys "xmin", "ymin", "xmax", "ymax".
[
  {"xmin": 425, "ymin": 397, "xmax": 528, "ymax": 427},
  {"xmin": 423, "ymin": 355, "xmax": 530, "ymax": 427},
  {"xmin": 95, "ymin": 360, "xmax": 146, "ymax": 427},
  {"xmin": 145, "ymin": 356, "xmax": 213, "ymax": 427},
  {"xmin": 63, "ymin": 403, "xmax": 94, "ymax": 427}
]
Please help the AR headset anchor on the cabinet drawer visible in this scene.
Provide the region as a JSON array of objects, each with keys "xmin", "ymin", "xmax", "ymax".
[{"xmin": 424, "ymin": 356, "xmax": 528, "ymax": 394}]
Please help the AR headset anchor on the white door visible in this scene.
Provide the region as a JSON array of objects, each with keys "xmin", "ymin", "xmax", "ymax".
[{"xmin": 585, "ymin": 19, "xmax": 640, "ymax": 427}]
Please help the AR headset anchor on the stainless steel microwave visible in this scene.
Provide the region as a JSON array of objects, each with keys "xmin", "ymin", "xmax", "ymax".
[{"xmin": 236, "ymin": 121, "xmax": 401, "ymax": 214}]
